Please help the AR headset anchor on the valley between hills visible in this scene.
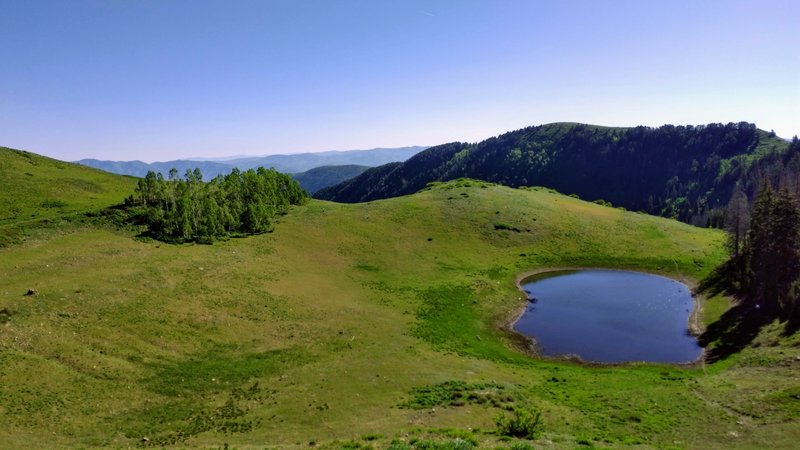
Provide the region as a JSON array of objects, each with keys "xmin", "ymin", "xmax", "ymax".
[{"xmin": 1, "ymin": 131, "xmax": 799, "ymax": 449}]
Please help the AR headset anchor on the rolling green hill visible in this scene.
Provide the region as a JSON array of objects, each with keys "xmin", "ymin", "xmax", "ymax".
[
  {"xmin": 3, "ymin": 158, "xmax": 798, "ymax": 449},
  {"xmin": 317, "ymin": 122, "xmax": 795, "ymax": 226},
  {"xmin": 0, "ymin": 146, "xmax": 138, "ymax": 246}
]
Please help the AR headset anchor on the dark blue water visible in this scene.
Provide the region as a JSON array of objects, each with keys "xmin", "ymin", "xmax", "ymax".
[{"xmin": 514, "ymin": 270, "xmax": 702, "ymax": 363}]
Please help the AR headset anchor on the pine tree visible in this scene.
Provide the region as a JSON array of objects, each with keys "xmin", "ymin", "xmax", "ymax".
[
  {"xmin": 725, "ymin": 183, "xmax": 749, "ymax": 259},
  {"xmin": 746, "ymin": 182, "xmax": 776, "ymax": 309},
  {"xmin": 771, "ymin": 189, "xmax": 800, "ymax": 316},
  {"xmin": 744, "ymin": 183, "xmax": 800, "ymax": 316}
]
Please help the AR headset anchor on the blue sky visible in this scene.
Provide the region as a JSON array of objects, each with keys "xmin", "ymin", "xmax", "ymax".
[{"xmin": 1, "ymin": 0, "xmax": 798, "ymax": 162}]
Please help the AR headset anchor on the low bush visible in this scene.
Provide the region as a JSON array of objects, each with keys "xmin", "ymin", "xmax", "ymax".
[
  {"xmin": 40, "ymin": 199, "xmax": 68, "ymax": 208},
  {"xmin": 495, "ymin": 405, "xmax": 543, "ymax": 439}
]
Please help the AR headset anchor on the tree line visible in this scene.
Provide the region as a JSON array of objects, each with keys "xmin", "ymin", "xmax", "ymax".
[
  {"xmin": 317, "ymin": 122, "xmax": 794, "ymax": 227},
  {"xmin": 724, "ymin": 138, "xmax": 800, "ymax": 321},
  {"xmin": 126, "ymin": 167, "xmax": 307, "ymax": 243}
]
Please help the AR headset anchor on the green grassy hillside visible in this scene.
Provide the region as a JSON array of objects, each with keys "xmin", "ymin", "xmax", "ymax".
[
  {"xmin": 1, "ymin": 178, "xmax": 798, "ymax": 449},
  {"xmin": 0, "ymin": 146, "xmax": 138, "ymax": 245}
]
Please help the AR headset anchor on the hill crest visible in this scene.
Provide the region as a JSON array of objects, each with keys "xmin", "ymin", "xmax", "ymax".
[{"xmin": 316, "ymin": 122, "xmax": 795, "ymax": 226}]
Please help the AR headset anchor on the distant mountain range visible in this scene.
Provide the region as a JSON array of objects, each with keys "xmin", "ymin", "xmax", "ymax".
[
  {"xmin": 76, "ymin": 146, "xmax": 427, "ymax": 180},
  {"xmin": 73, "ymin": 159, "xmax": 234, "ymax": 179},
  {"xmin": 316, "ymin": 122, "xmax": 799, "ymax": 226}
]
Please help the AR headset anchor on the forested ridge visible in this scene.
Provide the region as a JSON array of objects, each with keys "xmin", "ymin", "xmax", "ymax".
[
  {"xmin": 290, "ymin": 164, "xmax": 370, "ymax": 194},
  {"xmin": 717, "ymin": 135, "xmax": 800, "ymax": 289},
  {"xmin": 317, "ymin": 122, "xmax": 796, "ymax": 226},
  {"xmin": 126, "ymin": 167, "xmax": 307, "ymax": 243}
]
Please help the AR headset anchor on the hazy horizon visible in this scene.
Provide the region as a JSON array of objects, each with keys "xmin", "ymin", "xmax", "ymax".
[
  {"xmin": 2, "ymin": 0, "xmax": 798, "ymax": 162},
  {"xmin": 75, "ymin": 144, "xmax": 430, "ymax": 164},
  {"xmin": 68, "ymin": 121, "xmax": 794, "ymax": 165}
]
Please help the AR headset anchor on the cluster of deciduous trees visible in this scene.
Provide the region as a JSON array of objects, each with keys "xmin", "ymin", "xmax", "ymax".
[
  {"xmin": 726, "ymin": 178, "xmax": 800, "ymax": 319},
  {"xmin": 126, "ymin": 167, "xmax": 307, "ymax": 242}
]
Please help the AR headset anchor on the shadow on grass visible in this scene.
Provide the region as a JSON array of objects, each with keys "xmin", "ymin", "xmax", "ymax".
[
  {"xmin": 696, "ymin": 259, "xmax": 739, "ymax": 298},
  {"xmin": 698, "ymin": 303, "xmax": 773, "ymax": 362},
  {"xmin": 697, "ymin": 259, "xmax": 796, "ymax": 362},
  {"xmin": 784, "ymin": 315, "xmax": 800, "ymax": 337}
]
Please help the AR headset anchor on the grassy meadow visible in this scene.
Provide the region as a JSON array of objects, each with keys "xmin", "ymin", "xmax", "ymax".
[
  {"xmin": 1, "ymin": 175, "xmax": 799, "ymax": 449},
  {"xmin": 0, "ymin": 147, "xmax": 138, "ymax": 247}
]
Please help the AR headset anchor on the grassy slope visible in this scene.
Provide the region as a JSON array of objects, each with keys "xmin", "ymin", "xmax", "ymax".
[
  {"xmin": 0, "ymin": 179, "xmax": 798, "ymax": 449},
  {"xmin": 0, "ymin": 146, "xmax": 138, "ymax": 245}
]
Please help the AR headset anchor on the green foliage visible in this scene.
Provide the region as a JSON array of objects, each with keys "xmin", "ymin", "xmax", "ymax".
[
  {"xmin": 40, "ymin": 199, "xmax": 69, "ymax": 208},
  {"xmin": 127, "ymin": 167, "xmax": 307, "ymax": 243},
  {"xmin": 725, "ymin": 182, "xmax": 750, "ymax": 259},
  {"xmin": 316, "ymin": 143, "xmax": 471, "ymax": 202},
  {"xmin": 332, "ymin": 440, "xmax": 374, "ymax": 449},
  {"xmin": 0, "ymin": 307, "xmax": 11, "ymax": 324},
  {"xmin": 400, "ymin": 381, "xmax": 510, "ymax": 409},
  {"xmin": 494, "ymin": 405, "xmax": 543, "ymax": 439},
  {"xmin": 317, "ymin": 122, "xmax": 794, "ymax": 227},
  {"xmin": 114, "ymin": 381, "xmax": 269, "ymax": 446},
  {"xmin": 507, "ymin": 443, "xmax": 535, "ymax": 450},
  {"xmin": 719, "ymin": 180, "xmax": 800, "ymax": 322},
  {"xmin": 291, "ymin": 164, "xmax": 370, "ymax": 194},
  {"xmin": 146, "ymin": 346, "xmax": 311, "ymax": 396},
  {"xmin": 110, "ymin": 346, "xmax": 308, "ymax": 446},
  {"xmin": 412, "ymin": 439, "xmax": 474, "ymax": 450},
  {"xmin": 386, "ymin": 441, "xmax": 412, "ymax": 450}
]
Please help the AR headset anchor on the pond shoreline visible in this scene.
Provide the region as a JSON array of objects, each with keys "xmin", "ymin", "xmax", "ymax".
[{"xmin": 505, "ymin": 267, "xmax": 707, "ymax": 367}]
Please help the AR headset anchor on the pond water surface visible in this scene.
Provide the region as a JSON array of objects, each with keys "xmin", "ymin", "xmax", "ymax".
[{"xmin": 514, "ymin": 270, "xmax": 702, "ymax": 364}]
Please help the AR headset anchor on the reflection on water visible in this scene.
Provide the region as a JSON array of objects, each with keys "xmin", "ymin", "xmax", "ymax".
[{"xmin": 514, "ymin": 270, "xmax": 702, "ymax": 363}]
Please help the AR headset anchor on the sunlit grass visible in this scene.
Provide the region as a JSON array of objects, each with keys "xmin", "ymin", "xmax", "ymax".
[{"xmin": 1, "ymin": 179, "xmax": 797, "ymax": 448}]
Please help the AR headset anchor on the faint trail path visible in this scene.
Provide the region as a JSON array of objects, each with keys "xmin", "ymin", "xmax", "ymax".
[{"xmin": 688, "ymin": 385, "xmax": 753, "ymax": 427}]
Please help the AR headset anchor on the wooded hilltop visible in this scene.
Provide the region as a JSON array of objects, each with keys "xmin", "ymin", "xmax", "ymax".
[{"xmin": 317, "ymin": 122, "xmax": 798, "ymax": 227}]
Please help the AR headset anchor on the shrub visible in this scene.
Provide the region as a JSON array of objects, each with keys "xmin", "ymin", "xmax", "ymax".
[
  {"xmin": 494, "ymin": 223, "xmax": 521, "ymax": 232},
  {"xmin": 508, "ymin": 443, "xmax": 535, "ymax": 450},
  {"xmin": 386, "ymin": 440, "xmax": 412, "ymax": 450},
  {"xmin": 495, "ymin": 405, "xmax": 543, "ymax": 439},
  {"xmin": 400, "ymin": 381, "xmax": 506, "ymax": 409},
  {"xmin": 0, "ymin": 307, "xmax": 11, "ymax": 324},
  {"xmin": 413, "ymin": 438, "xmax": 473, "ymax": 450},
  {"xmin": 336, "ymin": 440, "xmax": 372, "ymax": 449},
  {"xmin": 40, "ymin": 199, "xmax": 68, "ymax": 208}
]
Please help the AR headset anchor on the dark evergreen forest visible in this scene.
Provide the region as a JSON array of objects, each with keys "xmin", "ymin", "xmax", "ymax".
[
  {"xmin": 317, "ymin": 122, "xmax": 797, "ymax": 227},
  {"xmin": 126, "ymin": 167, "xmax": 307, "ymax": 243},
  {"xmin": 700, "ymin": 174, "xmax": 800, "ymax": 360},
  {"xmin": 723, "ymin": 179, "xmax": 800, "ymax": 321}
]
